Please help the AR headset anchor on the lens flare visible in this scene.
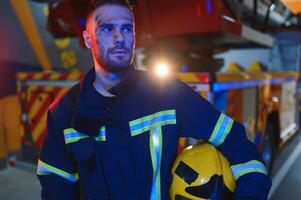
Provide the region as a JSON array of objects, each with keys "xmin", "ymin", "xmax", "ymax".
[{"xmin": 155, "ymin": 63, "xmax": 170, "ymax": 77}]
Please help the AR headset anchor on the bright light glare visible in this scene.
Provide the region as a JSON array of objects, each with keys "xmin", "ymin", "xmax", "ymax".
[
  {"xmin": 272, "ymin": 96, "xmax": 279, "ymax": 103},
  {"xmin": 155, "ymin": 63, "xmax": 169, "ymax": 76},
  {"xmin": 269, "ymin": 4, "xmax": 276, "ymax": 11}
]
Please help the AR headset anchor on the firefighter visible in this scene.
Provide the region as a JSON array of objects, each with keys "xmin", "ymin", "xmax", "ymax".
[{"xmin": 37, "ymin": 0, "xmax": 271, "ymax": 199}]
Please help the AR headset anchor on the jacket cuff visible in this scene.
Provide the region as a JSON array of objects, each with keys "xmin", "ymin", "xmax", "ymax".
[{"xmin": 234, "ymin": 172, "xmax": 272, "ymax": 200}]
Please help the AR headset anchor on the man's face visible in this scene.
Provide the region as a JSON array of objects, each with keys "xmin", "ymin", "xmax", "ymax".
[{"xmin": 84, "ymin": 4, "xmax": 135, "ymax": 72}]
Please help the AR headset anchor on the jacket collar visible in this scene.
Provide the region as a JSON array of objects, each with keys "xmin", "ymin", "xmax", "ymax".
[
  {"xmin": 71, "ymin": 65, "xmax": 138, "ymax": 137},
  {"xmin": 78, "ymin": 65, "xmax": 137, "ymax": 108}
]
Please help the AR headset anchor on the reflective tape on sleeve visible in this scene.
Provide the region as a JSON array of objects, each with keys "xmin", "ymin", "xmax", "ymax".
[
  {"xmin": 231, "ymin": 160, "xmax": 268, "ymax": 180},
  {"xmin": 37, "ymin": 159, "xmax": 79, "ymax": 182},
  {"xmin": 209, "ymin": 113, "xmax": 234, "ymax": 146}
]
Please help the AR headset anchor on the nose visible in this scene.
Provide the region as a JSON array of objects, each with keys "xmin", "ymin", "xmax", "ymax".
[{"xmin": 113, "ymin": 29, "xmax": 125, "ymax": 47}]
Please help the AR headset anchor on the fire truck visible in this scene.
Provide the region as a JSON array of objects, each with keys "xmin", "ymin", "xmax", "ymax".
[{"xmin": 2, "ymin": 0, "xmax": 300, "ymax": 174}]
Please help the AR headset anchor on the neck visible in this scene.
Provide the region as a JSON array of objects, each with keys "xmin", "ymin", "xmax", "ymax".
[{"xmin": 93, "ymin": 65, "xmax": 127, "ymax": 97}]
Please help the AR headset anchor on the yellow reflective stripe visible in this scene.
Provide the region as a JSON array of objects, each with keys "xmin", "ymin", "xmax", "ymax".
[
  {"xmin": 63, "ymin": 127, "xmax": 106, "ymax": 144},
  {"xmin": 37, "ymin": 159, "xmax": 79, "ymax": 182},
  {"xmin": 64, "ymin": 128, "xmax": 76, "ymax": 135},
  {"xmin": 95, "ymin": 127, "xmax": 106, "ymax": 141},
  {"xmin": 95, "ymin": 136, "xmax": 106, "ymax": 141},
  {"xmin": 131, "ymin": 120, "xmax": 176, "ymax": 137},
  {"xmin": 130, "ymin": 110, "xmax": 176, "ymax": 126},
  {"xmin": 129, "ymin": 110, "xmax": 176, "ymax": 136},
  {"xmin": 36, "ymin": 171, "xmax": 49, "ymax": 175},
  {"xmin": 231, "ymin": 160, "xmax": 267, "ymax": 180},
  {"xmin": 209, "ymin": 113, "xmax": 234, "ymax": 146},
  {"xmin": 65, "ymin": 136, "xmax": 89, "ymax": 144}
]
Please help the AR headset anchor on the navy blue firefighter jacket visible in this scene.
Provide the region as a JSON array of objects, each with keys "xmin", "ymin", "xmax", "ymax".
[{"xmin": 37, "ymin": 67, "xmax": 271, "ymax": 200}]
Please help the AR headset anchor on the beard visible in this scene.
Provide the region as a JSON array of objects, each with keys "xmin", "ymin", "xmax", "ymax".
[{"xmin": 94, "ymin": 47, "xmax": 133, "ymax": 73}]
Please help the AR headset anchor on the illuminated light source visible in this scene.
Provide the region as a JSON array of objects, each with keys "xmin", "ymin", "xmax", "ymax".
[
  {"xmin": 223, "ymin": 15, "xmax": 236, "ymax": 23},
  {"xmin": 269, "ymin": 4, "xmax": 276, "ymax": 11},
  {"xmin": 155, "ymin": 62, "xmax": 170, "ymax": 77},
  {"xmin": 181, "ymin": 65, "xmax": 188, "ymax": 72},
  {"xmin": 272, "ymin": 96, "xmax": 279, "ymax": 103},
  {"xmin": 21, "ymin": 112, "xmax": 28, "ymax": 123}
]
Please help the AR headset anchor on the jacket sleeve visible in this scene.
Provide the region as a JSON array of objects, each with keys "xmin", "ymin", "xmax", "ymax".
[
  {"xmin": 37, "ymin": 110, "xmax": 79, "ymax": 200},
  {"xmin": 175, "ymin": 81, "xmax": 271, "ymax": 200}
]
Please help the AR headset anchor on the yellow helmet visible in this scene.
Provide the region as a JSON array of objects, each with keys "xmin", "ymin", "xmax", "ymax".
[{"xmin": 170, "ymin": 142, "xmax": 235, "ymax": 200}]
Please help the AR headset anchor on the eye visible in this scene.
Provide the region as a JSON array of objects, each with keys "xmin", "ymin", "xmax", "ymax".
[
  {"xmin": 122, "ymin": 25, "xmax": 133, "ymax": 33},
  {"xmin": 101, "ymin": 25, "xmax": 113, "ymax": 33}
]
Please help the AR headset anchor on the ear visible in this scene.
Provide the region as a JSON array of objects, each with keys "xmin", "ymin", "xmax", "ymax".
[{"xmin": 83, "ymin": 30, "xmax": 92, "ymax": 49}]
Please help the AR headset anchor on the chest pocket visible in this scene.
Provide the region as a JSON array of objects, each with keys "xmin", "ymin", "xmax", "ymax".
[
  {"xmin": 64, "ymin": 127, "xmax": 110, "ymax": 199},
  {"xmin": 63, "ymin": 127, "xmax": 106, "ymax": 168}
]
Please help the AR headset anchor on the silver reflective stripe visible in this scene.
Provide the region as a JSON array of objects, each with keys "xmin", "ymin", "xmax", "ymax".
[
  {"xmin": 150, "ymin": 126, "xmax": 162, "ymax": 200},
  {"xmin": 231, "ymin": 160, "xmax": 267, "ymax": 180},
  {"xmin": 209, "ymin": 113, "xmax": 234, "ymax": 147}
]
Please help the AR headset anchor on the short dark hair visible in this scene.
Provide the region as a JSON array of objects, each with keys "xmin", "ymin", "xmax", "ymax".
[{"xmin": 86, "ymin": 0, "xmax": 133, "ymax": 20}]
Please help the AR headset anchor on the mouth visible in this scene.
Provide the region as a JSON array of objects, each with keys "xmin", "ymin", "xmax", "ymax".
[{"xmin": 111, "ymin": 49, "xmax": 128, "ymax": 55}]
